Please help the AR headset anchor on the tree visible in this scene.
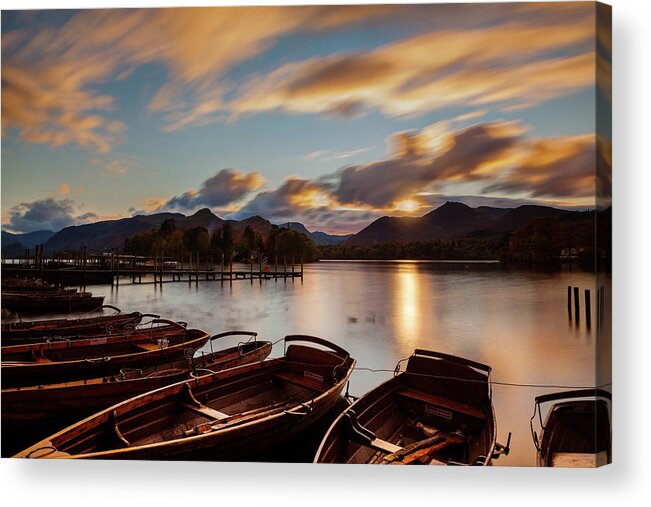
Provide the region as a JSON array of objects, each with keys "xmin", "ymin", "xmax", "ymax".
[
  {"xmin": 182, "ymin": 227, "xmax": 210, "ymax": 256},
  {"xmin": 159, "ymin": 218, "xmax": 177, "ymax": 237}
]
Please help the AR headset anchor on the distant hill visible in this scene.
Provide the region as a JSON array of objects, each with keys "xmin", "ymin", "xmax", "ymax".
[
  {"xmin": 280, "ymin": 222, "xmax": 353, "ymax": 246},
  {"xmin": 177, "ymin": 208, "xmax": 223, "ymax": 232},
  {"xmin": 1, "ymin": 230, "xmax": 55, "ymax": 256},
  {"xmin": 343, "ymin": 202, "xmax": 572, "ymax": 246},
  {"xmin": 44, "ymin": 212, "xmax": 185, "ymax": 253}
]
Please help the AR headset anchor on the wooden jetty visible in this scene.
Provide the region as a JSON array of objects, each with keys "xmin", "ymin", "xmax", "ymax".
[{"xmin": 1, "ymin": 265, "xmax": 303, "ymax": 286}]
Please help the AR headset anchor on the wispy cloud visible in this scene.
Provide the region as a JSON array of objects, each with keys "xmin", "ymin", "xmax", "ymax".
[{"xmin": 230, "ymin": 19, "xmax": 595, "ymax": 119}]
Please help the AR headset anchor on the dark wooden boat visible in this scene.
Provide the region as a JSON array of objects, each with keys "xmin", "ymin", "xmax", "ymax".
[
  {"xmin": 1, "ymin": 291, "xmax": 105, "ymax": 313},
  {"xmin": 1, "ymin": 320, "xmax": 209, "ymax": 388},
  {"xmin": 1, "ymin": 278, "xmax": 71, "ymax": 293},
  {"xmin": 531, "ymin": 389, "xmax": 611, "ymax": 467},
  {"xmin": 15, "ymin": 335, "xmax": 355, "ymax": 460},
  {"xmin": 1, "ymin": 331, "xmax": 272, "ymax": 457},
  {"xmin": 314, "ymin": 349, "xmax": 510, "ymax": 465},
  {"xmin": 1, "ymin": 306, "xmax": 159, "ymax": 345}
]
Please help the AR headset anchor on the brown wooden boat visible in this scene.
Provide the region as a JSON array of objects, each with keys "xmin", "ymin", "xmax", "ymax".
[
  {"xmin": 1, "ymin": 320, "xmax": 209, "ymax": 388},
  {"xmin": 15, "ymin": 335, "xmax": 355, "ymax": 460},
  {"xmin": 2, "ymin": 278, "xmax": 72, "ymax": 293},
  {"xmin": 1, "ymin": 306, "xmax": 160, "ymax": 345},
  {"xmin": 314, "ymin": 349, "xmax": 510, "ymax": 465},
  {"xmin": 1, "ymin": 291, "xmax": 105, "ymax": 313},
  {"xmin": 531, "ymin": 389, "xmax": 611, "ymax": 467},
  {"xmin": 1, "ymin": 331, "xmax": 272, "ymax": 457}
]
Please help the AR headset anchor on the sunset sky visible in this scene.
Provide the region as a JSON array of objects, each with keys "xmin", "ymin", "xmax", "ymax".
[{"xmin": 1, "ymin": 2, "xmax": 611, "ymax": 234}]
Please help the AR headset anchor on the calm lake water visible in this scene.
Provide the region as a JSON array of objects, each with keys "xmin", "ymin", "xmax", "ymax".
[{"xmin": 8, "ymin": 260, "xmax": 609, "ymax": 466}]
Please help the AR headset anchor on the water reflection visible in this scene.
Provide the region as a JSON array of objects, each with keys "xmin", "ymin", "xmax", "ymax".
[
  {"xmin": 13, "ymin": 260, "xmax": 600, "ymax": 466},
  {"xmin": 394, "ymin": 263, "xmax": 422, "ymax": 350}
]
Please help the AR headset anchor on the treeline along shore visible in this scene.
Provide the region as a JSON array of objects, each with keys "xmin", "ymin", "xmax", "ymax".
[{"xmin": 2, "ymin": 203, "xmax": 611, "ymax": 270}]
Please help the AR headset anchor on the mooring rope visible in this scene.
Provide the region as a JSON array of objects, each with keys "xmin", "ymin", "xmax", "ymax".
[{"xmin": 352, "ymin": 366, "xmax": 612, "ymax": 391}]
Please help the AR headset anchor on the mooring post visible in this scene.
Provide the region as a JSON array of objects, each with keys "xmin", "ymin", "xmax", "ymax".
[
  {"xmin": 567, "ymin": 286, "xmax": 572, "ymax": 319},
  {"xmin": 250, "ymin": 255, "xmax": 253, "ymax": 283},
  {"xmin": 284, "ymin": 256, "xmax": 287, "ymax": 282},
  {"xmin": 301, "ymin": 258, "xmax": 304, "ymax": 279},
  {"xmin": 585, "ymin": 289, "xmax": 591, "ymax": 328},
  {"xmin": 221, "ymin": 253, "xmax": 224, "ymax": 283},
  {"xmin": 573, "ymin": 286, "xmax": 580, "ymax": 323},
  {"xmin": 229, "ymin": 253, "xmax": 233, "ymax": 285}
]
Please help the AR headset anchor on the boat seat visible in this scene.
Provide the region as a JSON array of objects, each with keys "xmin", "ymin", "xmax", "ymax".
[
  {"xmin": 182, "ymin": 403, "xmax": 230, "ymax": 420},
  {"xmin": 397, "ymin": 389, "xmax": 486, "ymax": 421},
  {"xmin": 273, "ymin": 371, "xmax": 325, "ymax": 392}
]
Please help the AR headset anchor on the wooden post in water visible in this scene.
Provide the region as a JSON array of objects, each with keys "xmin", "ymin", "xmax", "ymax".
[
  {"xmin": 567, "ymin": 286, "xmax": 572, "ymax": 319},
  {"xmin": 585, "ymin": 289, "xmax": 591, "ymax": 328},
  {"xmin": 301, "ymin": 258, "xmax": 304, "ymax": 279},
  {"xmin": 284, "ymin": 256, "xmax": 287, "ymax": 282},
  {"xmin": 573, "ymin": 286, "xmax": 580, "ymax": 323},
  {"xmin": 229, "ymin": 253, "xmax": 233, "ymax": 285},
  {"xmin": 221, "ymin": 253, "xmax": 224, "ymax": 283},
  {"xmin": 250, "ymin": 255, "xmax": 253, "ymax": 283}
]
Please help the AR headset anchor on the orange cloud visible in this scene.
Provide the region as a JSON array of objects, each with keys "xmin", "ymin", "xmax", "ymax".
[
  {"xmin": 231, "ymin": 19, "xmax": 596, "ymax": 118},
  {"xmin": 3, "ymin": 6, "xmax": 401, "ymax": 147},
  {"xmin": 483, "ymin": 134, "xmax": 597, "ymax": 199}
]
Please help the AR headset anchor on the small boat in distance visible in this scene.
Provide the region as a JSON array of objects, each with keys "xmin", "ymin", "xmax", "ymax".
[
  {"xmin": 1, "ymin": 331, "xmax": 272, "ymax": 457},
  {"xmin": 1, "ymin": 319, "xmax": 209, "ymax": 388},
  {"xmin": 314, "ymin": 349, "xmax": 510, "ymax": 465},
  {"xmin": 15, "ymin": 335, "xmax": 355, "ymax": 460},
  {"xmin": 530, "ymin": 389, "xmax": 611, "ymax": 467}
]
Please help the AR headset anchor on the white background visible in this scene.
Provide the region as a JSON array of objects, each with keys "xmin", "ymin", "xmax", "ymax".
[{"xmin": 1, "ymin": 0, "xmax": 649, "ymax": 505}]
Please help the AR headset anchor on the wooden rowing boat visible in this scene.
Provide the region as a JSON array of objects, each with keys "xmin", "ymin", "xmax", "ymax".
[
  {"xmin": 15, "ymin": 335, "xmax": 355, "ymax": 460},
  {"xmin": 1, "ymin": 292, "xmax": 105, "ymax": 313},
  {"xmin": 1, "ymin": 331, "xmax": 272, "ymax": 457},
  {"xmin": 531, "ymin": 389, "xmax": 611, "ymax": 467},
  {"xmin": 1, "ymin": 306, "xmax": 159, "ymax": 345},
  {"xmin": 1, "ymin": 320, "xmax": 209, "ymax": 388},
  {"xmin": 314, "ymin": 349, "xmax": 510, "ymax": 465}
]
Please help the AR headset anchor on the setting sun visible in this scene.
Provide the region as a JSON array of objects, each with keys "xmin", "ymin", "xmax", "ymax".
[{"xmin": 395, "ymin": 199, "xmax": 420, "ymax": 212}]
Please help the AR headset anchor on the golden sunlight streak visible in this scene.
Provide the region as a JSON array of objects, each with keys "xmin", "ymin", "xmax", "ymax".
[{"xmin": 394, "ymin": 263, "xmax": 423, "ymax": 349}]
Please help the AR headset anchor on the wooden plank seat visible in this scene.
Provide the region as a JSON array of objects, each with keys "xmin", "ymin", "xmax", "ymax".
[
  {"xmin": 273, "ymin": 371, "xmax": 327, "ymax": 392},
  {"xmin": 182, "ymin": 403, "xmax": 230, "ymax": 421},
  {"xmin": 397, "ymin": 389, "xmax": 486, "ymax": 421}
]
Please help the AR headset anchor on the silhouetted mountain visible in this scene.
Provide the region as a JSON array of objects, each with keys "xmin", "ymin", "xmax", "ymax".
[
  {"xmin": 230, "ymin": 215, "xmax": 274, "ymax": 238},
  {"xmin": 345, "ymin": 202, "xmax": 497, "ymax": 246},
  {"xmin": 343, "ymin": 202, "xmax": 578, "ymax": 246},
  {"xmin": 2, "ymin": 230, "xmax": 55, "ymax": 256},
  {"xmin": 44, "ymin": 213, "xmax": 185, "ymax": 253},
  {"xmin": 280, "ymin": 222, "xmax": 353, "ymax": 245},
  {"xmin": 488, "ymin": 205, "xmax": 568, "ymax": 233},
  {"xmin": 177, "ymin": 208, "xmax": 224, "ymax": 232}
]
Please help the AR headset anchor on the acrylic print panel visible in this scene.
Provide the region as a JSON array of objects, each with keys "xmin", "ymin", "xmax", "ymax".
[{"xmin": 0, "ymin": 2, "xmax": 611, "ymax": 467}]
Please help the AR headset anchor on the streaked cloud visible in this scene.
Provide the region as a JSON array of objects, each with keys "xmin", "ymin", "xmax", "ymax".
[
  {"xmin": 230, "ymin": 20, "xmax": 595, "ymax": 119},
  {"xmin": 2, "ymin": 6, "xmax": 400, "ymax": 149},
  {"xmin": 164, "ymin": 169, "xmax": 264, "ymax": 210},
  {"xmin": 332, "ymin": 121, "xmax": 525, "ymax": 207},
  {"xmin": 483, "ymin": 134, "xmax": 596, "ymax": 199},
  {"xmin": 233, "ymin": 177, "xmax": 330, "ymax": 220}
]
